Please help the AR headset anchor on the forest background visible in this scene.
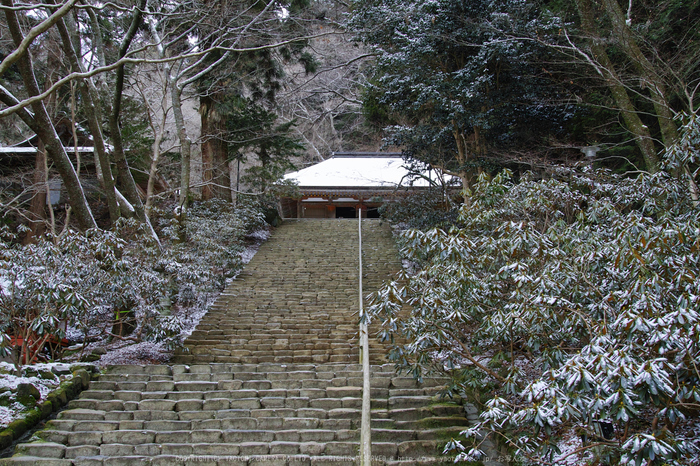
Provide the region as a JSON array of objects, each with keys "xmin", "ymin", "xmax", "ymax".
[{"xmin": 1, "ymin": 0, "xmax": 700, "ymax": 464}]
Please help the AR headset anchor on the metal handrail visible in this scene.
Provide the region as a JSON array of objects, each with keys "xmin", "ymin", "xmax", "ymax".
[{"xmin": 359, "ymin": 209, "xmax": 372, "ymax": 465}]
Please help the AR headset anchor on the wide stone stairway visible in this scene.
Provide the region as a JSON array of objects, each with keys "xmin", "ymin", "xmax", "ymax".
[
  {"xmin": 174, "ymin": 219, "xmax": 395, "ymax": 365},
  {"xmin": 4, "ymin": 220, "xmax": 480, "ymax": 465}
]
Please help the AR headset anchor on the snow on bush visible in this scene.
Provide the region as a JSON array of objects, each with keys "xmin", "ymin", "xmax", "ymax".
[
  {"xmin": 369, "ymin": 168, "xmax": 700, "ymax": 465},
  {"xmin": 0, "ymin": 198, "xmax": 268, "ymax": 366}
]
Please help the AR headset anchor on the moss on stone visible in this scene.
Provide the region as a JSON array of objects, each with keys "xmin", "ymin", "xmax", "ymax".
[
  {"xmin": 24, "ymin": 407, "xmax": 42, "ymax": 427},
  {"xmin": 50, "ymin": 387, "xmax": 68, "ymax": 408},
  {"xmin": 15, "ymin": 383, "xmax": 41, "ymax": 407},
  {"xmin": 71, "ymin": 364, "xmax": 98, "ymax": 374},
  {"xmin": 5, "ymin": 419, "xmax": 28, "ymax": 438},
  {"xmin": 0, "ymin": 430, "xmax": 13, "ymax": 450},
  {"xmin": 0, "ymin": 363, "xmax": 90, "ymax": 454},
  {"xmin": 72, "ymin": 369, "xmax": 90, "ymax": 389},
  {"xmin": 417, "ymin": 416, "xmax": 471, "ymax": 429},
  {"xmin": 429, "ymin": 401, "xmax": 461, "ymax": 407},
  {"xmin": 62, "ymin": 380, "xmax": 80, "ymax": 399},
  {"xmin": 38, "ymin": 400, "xmax": 52, "ymax": 417},
  {"xmin": 417, "ymin": 418, "xmax": 451, "ymax": 429}
]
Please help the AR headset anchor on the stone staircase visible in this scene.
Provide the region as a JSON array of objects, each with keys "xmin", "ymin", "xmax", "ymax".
[
  {"xmin": 173, "ymin": 219, "xmax": 396, "ymax": 365},
  {"xmin": 3, "ymin": 220, "xmax": 485, "ymax": 465}
]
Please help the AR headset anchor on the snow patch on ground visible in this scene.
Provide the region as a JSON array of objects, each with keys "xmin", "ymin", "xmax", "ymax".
[
  {"xmin": 177, "ymin": 298, "xmax": 215, "ymax": 340},
  {"xmin": 241, "ymin": 229, "xmax": 270, "ymax": 264},
  {"xmin": 0, "ymin": 406, "xmax": 13, "ymax": 428},
  {"xmin": 246, "ymin": 228, "xmax": 271, "ymax": 242},
  {"xmin": 97, "ymin": 341, "xmax": 171, "ymax": 366},
  {"xmin": 553, "ymin": 429, "xmax": 590, "ymax": 465},
  {"xmin": 0, "ymin": 362, "xmax": 78, "ymax": 428},
  {"xmin": 0, "ymin": 374, "xmax": 54, "ymax": 399}
]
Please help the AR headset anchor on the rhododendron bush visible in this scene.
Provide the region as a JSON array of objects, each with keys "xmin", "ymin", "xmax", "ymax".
[
  {"xmin": 0, "ymin": 199, "xmax": 266, "ymax": 366},
  {"xmin": 369, "ymin": 169, "xmax": 700, "ymax": 465}
]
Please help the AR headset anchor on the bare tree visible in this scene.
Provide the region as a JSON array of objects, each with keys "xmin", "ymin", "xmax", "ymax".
[
  {"xmin": 1, "ymin": 0, "xmax": 97, "ymax": 231},
  {"xmin": 277, "ymin": 2, "xmax": 377, "ymax": 162},
  {"xmin": 1, "ymin": 0, "xmax": 348, "ymax": 235}
]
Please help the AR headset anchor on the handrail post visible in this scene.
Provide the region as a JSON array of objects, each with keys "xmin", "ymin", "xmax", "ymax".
[{"xmin": 359, "ymin": 208, "xmax": 372, "ymax": 465}]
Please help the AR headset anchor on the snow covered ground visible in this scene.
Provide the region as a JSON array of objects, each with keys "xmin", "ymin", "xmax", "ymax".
[{"xmin": 0, "ymin": 362, "xmax": 77, "ymax": 428}]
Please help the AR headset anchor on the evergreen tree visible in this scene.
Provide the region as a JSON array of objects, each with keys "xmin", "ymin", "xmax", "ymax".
[
  {"xmin": 351, "ymin": 0, "xmax": 572, "ymax": 197},
  {"xmin": 223, "ymin": 95, "xmax": 303, "ymax": 193},
  {"xmin": 195, "ymin": 0, "xmax": 313, "ymax": 200},
  {"xmin": 352, "ymin": 0, "xmax": 700, "ymax": 179}
]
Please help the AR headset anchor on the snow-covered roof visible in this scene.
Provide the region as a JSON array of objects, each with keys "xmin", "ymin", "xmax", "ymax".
[
  {"xmin": 284, "ymin": 153, "xmax": 438, "ymax": 189},
  {"xmin": 0, "ymin": 146, "xmax": 98, "ymax": 154}
]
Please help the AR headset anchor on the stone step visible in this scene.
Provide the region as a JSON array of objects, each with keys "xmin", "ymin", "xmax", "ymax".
[
  {"xmin": 67, "ymin": 395, "xmax": 457, "ymax": 415},
  {"xmin": 3, "ymin": 453, "xmax": 421, "ymax": 466},
  {"xmin": 82, "ymin": 385, "xmax": 442, "ymax": 400},
  {"xmin": 104, "ymin": 363, "xmax": 402, "ymax": 373},
  {"xmin": 39, "ymin": 418, "xmax": 469, "ymax": 441},
  {"xmin": 36, "ymin": 425, "xmax": 457, "ymax": 444},
  {"xmin": 172, "ymin": 355, "xmax": 389, "ymax": 365},
  {"xmin": 96, "ymin": 364, "xmax": 446, "ymax": 380},
  {"xmin": 13, "ymin": 439, "xmax": 450, "ymax": 462},
  {"xmin": 57, "ymin": 403, "xmax": 461, "ymax": 423},
  {"xmin": 54, "ymin": 407, "xmax": 461, "ymax": 426},
  {"xmin": 92, "ymin": 373, "xmax": 446, "ymax": 385},
  {"xmin": 173, "ymin": 220, "xmax": 398, "ymax": 364},
  {"xmin": 84, "ymin": 380, "xmax": 440, "ymax": 393}
]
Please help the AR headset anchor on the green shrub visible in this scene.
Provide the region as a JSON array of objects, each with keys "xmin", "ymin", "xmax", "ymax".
[
  {"xmin": 369, "ymin": 169, "xmax": 700, "ymax": 464},
  {"xmin": 379, "ymin": 189, "xmax": 460, "ymax": 230},
  {"xmin": 0, "ymin": 199, "xmax": 268, "ymax": 365}
]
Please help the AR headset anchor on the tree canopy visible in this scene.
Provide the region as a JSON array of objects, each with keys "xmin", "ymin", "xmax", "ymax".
[
  {"xmin": 1, "ymin": 0, "xmax": 321, "ymax": 236},
  {"xmin": 351, "ymin": 0, "xmax": 700, "ymax": 189},
  {"xmin": 352, "ymin": 0, "xmax": 575, "ymax": 194}
]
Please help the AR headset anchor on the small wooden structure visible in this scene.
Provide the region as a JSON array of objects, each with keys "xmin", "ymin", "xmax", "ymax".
[
  {"xmin": 0, "ymin": 145, "xmax": 98, "ymax": 165},
  {"xmin": 280, "ymin": 152, "xmax": 452, "ymax": 219}
]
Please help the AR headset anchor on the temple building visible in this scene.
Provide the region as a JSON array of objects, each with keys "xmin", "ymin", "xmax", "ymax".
[{"xmin": 279, "ymin": 152, "xmax": 452, "ymax": 219}]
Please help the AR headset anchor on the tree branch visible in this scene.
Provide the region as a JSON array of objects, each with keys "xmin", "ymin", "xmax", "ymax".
[
  {"xmin": 0, "ymin": 0, "xmax": 79, "ymax": 77},
  {"xmin": 0, "ymin": 31, "xmax": 345, "ymax": 119}
]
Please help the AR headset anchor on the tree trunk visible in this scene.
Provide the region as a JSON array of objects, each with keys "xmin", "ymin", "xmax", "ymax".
[
  {"xmin": 472, "ymin": 124, "xmax": 486, "ymax": 158},
  {"xmin": 56, "ymin": 14, "xmax": 121, "ymax": 225},
  {"xmin": 200, "ymin": 105, "xmax": 213, "ymax": 201},
  {"xmin": 145, "ymin": 124, "xmax": 165, "ymax": 215},
  {"xmin": 601, "ymin": 0, "xmax": 679, "ymax": 150},
  {"xmin": 2, "ymin": 0, "xmax": 97, "ymax": 231},
  {"xmin": 452, "ymin": 121, "xmax": 472, "ymax": 204},
  {"xmin": 200, "ymin": 95, "xmax": 232, "ymax": 201},
  {"xmin": 574, "ymin": 0, "xmax": 660, "ymax": 173},
  {"xmin": 173, "ymin": 84, "xmax": 193, "ymax": 213},
  {"xmin": 107, "ymin": 0, "xmax": 160, "ymax": 245},
  {"xmin": 24, "ymin": 142, "xmax": 48, "ymax": 243}
]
